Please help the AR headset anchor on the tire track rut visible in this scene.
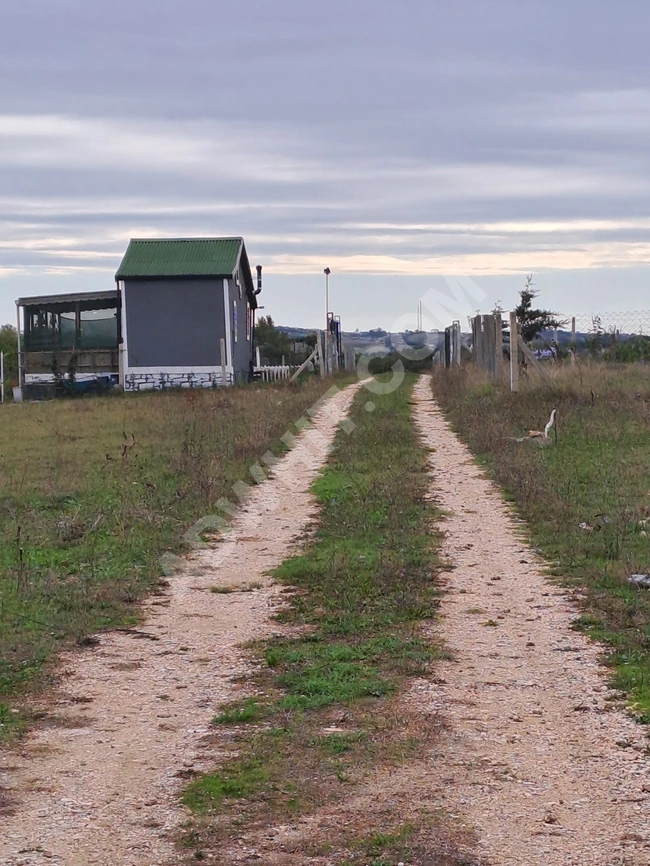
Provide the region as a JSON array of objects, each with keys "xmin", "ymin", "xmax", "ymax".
[{"xmin": 412, "ymin": 375, "xmax": 650, "ymax": 866}]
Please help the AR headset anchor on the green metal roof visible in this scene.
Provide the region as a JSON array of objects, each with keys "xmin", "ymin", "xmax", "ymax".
[{"xmin": 115, "ymin": 237, "xmax": 243, "ymax": 279}]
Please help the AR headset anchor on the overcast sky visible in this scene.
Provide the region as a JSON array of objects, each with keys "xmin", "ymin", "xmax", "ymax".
[{"xmin": 2, "ymin": 0, "xmax": 650, "ymax": 331}]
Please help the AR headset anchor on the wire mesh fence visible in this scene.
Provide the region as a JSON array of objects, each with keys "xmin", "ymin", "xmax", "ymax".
[
  {"xmin": 447, "ymin": 309, "xmax": 650, "ymax": 388},
  {"xmin": 567, "ymin": 311, "xmax": 650, "ymax": 337},
  {"xmin": 435, "ymin": 309, "xmax": 650, "ymax": 379}
]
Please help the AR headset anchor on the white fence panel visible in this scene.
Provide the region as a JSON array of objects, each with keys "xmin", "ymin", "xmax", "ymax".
[{"xmin": 255, "ymin": 365, "xmax": 292, "ymax": 382}]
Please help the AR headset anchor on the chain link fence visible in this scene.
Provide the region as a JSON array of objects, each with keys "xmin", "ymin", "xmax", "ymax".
[
  {"xmin": 568, "ymin": 311, "xmax": 650, "ymax": 337},
  {"xmin": 437, "ymin": 309, "xmax": 650, "ymax": 369}
]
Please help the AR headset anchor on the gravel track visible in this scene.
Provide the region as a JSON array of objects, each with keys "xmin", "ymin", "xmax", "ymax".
[
  {"xmin": 0, "ymin": 383, "xmax": 360, "ymax": 866},
  {"xmin": 412, "ymin": 375, "xmax": 650, "ymax": 866}
]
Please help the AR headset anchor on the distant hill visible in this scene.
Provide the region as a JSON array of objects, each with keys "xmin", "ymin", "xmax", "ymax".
[
  {"xmin": 276, "ymin": 326, "xmax": 452, "ymax": 357},
  {"xmin": 276, "ymin": 325, "xmax": 392, "ymax": 350},
  {"xmin": 537, "ymin": 328, "xmax": 644, "ymax": 346},
  {"xmin": 274, "ymin": 323, "xmax": 648, "ymax": 363},
  {"xmin": 277, "ymin": 325, "xmax": 388, "ymax": 340}
]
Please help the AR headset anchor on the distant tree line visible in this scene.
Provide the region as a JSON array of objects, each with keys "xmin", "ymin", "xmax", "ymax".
[
  {"xmin": 0, "ymin": 324, "xmax": 18, "ymax": 383},
  {"xmin": 254, "ymin": 316, "xmax": 318, "ymax": 366}
]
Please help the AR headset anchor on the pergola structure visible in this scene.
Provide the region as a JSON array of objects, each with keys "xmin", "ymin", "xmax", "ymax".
[{"xmin": 16, "ymin": 290, "xmax": 120, "ymax": 394}]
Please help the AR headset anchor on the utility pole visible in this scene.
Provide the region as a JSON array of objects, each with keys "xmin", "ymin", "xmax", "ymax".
[{"xmin": 323, "ymin": 267, "xmax": 331, "ymax": 374}]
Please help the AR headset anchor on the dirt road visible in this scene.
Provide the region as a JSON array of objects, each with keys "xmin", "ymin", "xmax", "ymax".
[
  {"xmin": 0, "ymin": 384, "xmax": 360, "ymax": 866},
  {"xmin": 3, "ymin": 374, "xmax": 650, "ymax": 866},
  {"xmin": 412, "ymin": 375, "xmax": 650, "ymax": 865}
]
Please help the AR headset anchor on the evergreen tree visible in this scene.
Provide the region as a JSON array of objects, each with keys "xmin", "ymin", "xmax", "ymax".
[{"xmin": 515, "ymin": 275, "xmax": 564, "ymax": 342}]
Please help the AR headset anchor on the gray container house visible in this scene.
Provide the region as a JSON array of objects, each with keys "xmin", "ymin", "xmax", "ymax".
[{"xmin": 115, "ymin": 237, "xmax": 260, "ymax": 390}]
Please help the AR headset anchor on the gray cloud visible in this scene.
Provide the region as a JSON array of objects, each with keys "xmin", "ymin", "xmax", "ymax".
[{"xmin": 1, "ymin": 0, "xmax": 650, "ymax": 327}]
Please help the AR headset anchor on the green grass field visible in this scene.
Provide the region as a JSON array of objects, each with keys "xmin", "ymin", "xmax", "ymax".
[
  {"xmin": 0, "ymin": 378, "xmax": 339, "ymax": 737},
  {"xmin": 434, "ymin": 362, "xmax": 650, "ymax": 720}
]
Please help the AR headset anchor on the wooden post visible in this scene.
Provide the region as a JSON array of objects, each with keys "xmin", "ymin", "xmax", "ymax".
[
  {"xmin": 75, "ymin": 303, "xmax": 81, "ymax": 350},
  {"xmin": 434, "ymin": 333, "xmax": 443, "ymax": 366},
  {"xmin": 471, "ymin": 316, "xmax": 478, "ymax": 369},
  {"xmin": 509, "ymin": 311, "xmax": 519, "ymax": 392},
  {"xmin": 477, "ymin": 316, "xmax": 484, "ymax": 372},
  {"xmin": 317, "ymin": 330, "xmax": 325, "ymax": 378},
  {"xmin": 570, "ymin": 316, "xmax": 576, "ymax": 366},
  {"xmin": 494, "ymin": 313, "xmax": 503, "ymax": 380},
  {"xmin": 290, "ymin": 347, "xmax": 318, "ymax": 381},
  {"xmin": 449, "ymin": 323, "xmax": 456, "ymax": 366},
  {"xmin": 220, "ymin": 338, "xmax": 226, "ymax": 385},
  {"xmin": 483, "ymin": 315, "xmax": 496, "ymax": 378},
  {"xmin": 517, "ymin": 334, "xmax": 557, "ymax": 389},
  {"xmin": 481, "ymin": 316, "xmax": 486, "ymax": 371}
]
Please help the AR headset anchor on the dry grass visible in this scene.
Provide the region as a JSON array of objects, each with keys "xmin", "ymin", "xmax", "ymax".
[
  {"xmin": 434, "ymin": 360, "xmax": 650, "ymax": 720},
  {"xmin": 0, "ymin": 377, "xmax": 341, "ymax": 737}
]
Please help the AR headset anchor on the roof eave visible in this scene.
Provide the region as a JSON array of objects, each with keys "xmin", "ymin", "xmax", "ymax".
[
  {"xmin": 116, "ymin": 272, "xmax": 233, "ymax": 281},
  {"xmin": 17, "ymin": 290, "xmax": 119, "ymax": 308}
]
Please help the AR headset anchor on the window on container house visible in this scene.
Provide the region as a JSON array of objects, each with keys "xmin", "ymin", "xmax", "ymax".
[
  {"xmin": 236, "ymin": 275, "xmax": 242, "ymax": 299},
  {"xmin": 246, "ymin": 302, "xmax": 251, "ymax": 341},
  {"xmin": 233, "ymin": 300, "xmax": 238, "ymax": 342}
]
